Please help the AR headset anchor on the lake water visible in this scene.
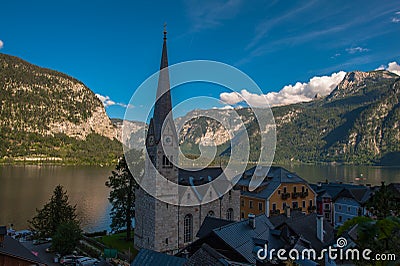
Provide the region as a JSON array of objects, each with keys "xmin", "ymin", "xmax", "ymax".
[
  {"xmin": 1, "ymin": 164, "xmax": 399, "ymax": 232},
  {"xmin": 0, "ymin": 165, "xmax": 113, "ymax": 232}
]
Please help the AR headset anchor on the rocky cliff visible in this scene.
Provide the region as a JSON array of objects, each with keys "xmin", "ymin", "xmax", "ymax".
[{"xmin": 0, "ymin": 53, "xmax": 121, "ymax": 164}]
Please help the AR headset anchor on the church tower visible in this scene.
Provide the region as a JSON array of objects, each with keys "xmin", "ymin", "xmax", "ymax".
[{"xmin": 134, "ymin": 27, "xmax": 180, "ymax": 253}]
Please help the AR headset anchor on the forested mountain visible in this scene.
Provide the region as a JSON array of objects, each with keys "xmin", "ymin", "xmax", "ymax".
[
  {"xmin": 0, "ymin": 53, "xmax": 121, "ymax": 164},
  {"xmin": 176, "ymin": 70, "xmax": 400, "ymax": 165},
  {"xmin": 2, "ymin": 52, "xmax": 399, "ymax": 165}
]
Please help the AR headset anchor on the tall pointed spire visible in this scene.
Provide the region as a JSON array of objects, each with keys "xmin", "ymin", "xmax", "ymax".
[
  {"xmin": 153, "ymin": 25, "xmax": 173, "ymax": 142},
  {"xmin": 160, "ymin": 23, "xmax": 168, "ymax": 70}
]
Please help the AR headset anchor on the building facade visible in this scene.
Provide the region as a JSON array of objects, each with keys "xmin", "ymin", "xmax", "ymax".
[
  {"xmin": 311, "ymin": 182, "xmax": 372, "ymax": 227},
  {"xmin": 238, "ymin": 166, "xmax": 316, "ymax": 219},
  {"xmin": 134, "ymin": 29, "xmax": 240, "ymax": 254}
]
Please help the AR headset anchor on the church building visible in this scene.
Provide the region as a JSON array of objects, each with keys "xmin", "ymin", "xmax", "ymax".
[{"xmin": 134, "ymin": 29, "xmax": 240, "ymax": 254}]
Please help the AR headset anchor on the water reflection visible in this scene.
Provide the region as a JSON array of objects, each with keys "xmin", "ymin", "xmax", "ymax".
[
  {"xmin": 0, "ymin": 165, "xmax": 112, "ymax": 232},
  {"xmin": 283, "ymin": 164, "xmax": 400, "ymax": 185},
  {"xmin": 1, "ymin": 164, "xmax": 399, "ymax": 232}
]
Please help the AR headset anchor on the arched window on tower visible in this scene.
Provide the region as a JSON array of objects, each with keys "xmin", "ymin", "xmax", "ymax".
[
  {"xmin": 207, "ymin": 210, "xmax": 215, "ymax": 217},
  {"xmin": 184, "ymin": 214, "xmax": 193, "ymax": 243},
  {"xmin": 226, "ymin": 208, "xmax": 234, "ymax": 221}
]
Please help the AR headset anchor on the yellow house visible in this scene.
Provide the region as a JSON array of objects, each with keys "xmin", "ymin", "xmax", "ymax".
[{"xmin": 237, "ymin": 166, "xmax": 316, "ymax": 218}]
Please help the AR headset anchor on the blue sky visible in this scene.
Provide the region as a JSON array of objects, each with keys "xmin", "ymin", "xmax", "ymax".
[{"xmin": 1, "ymin": 0, "xmax": 399, "ymax": 120}]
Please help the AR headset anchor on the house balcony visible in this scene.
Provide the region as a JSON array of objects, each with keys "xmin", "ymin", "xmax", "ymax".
[
  {"xmin": 281, "ymin": 193, "xmax": 291, "ymax": 200},
  {"xmin": 291, "ymin": 192, "xmax": 300, "ymax": 199},
  {"xmin": 300, "ymin": 191, "xmax": 309, "ymax": 198}
]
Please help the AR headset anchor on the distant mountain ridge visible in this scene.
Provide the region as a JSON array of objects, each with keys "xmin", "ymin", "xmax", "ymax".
[
  {"xmin": 174, "ymin": 70, "xmax": 400, "ymax": 165},
  {"xmin": 2, "ymin": 52, "xmax": 399, "ymax": 165},
  {"xmin": 0, "ymin": 53, "xmax": 121, "ymax": 164},
  {"xmin": 114, "ymin": 69, "xmax": 400, "ymax": 165}
]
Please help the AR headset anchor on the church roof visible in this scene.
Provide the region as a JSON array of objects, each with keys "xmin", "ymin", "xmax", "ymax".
[
  {"xmin": 178, "ymin": 167, "xmax": 224, "ymax": 186},
  {"xmin": 196, "ymin": 216, "xmax": 234, "ymax": 239}
]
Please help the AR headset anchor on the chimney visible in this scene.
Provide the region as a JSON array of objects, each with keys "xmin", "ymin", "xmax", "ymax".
[
  {"xmin": 248, "ymin": 213, "xmax": 256, "ymax": 229},
  {"xmin": 316, "ymin": 215, "xmax": 324, "ymax": 242},
  {"xmin": 285, "ymin": 205, "xmax": 291, "ymax": 218},
  {"xmin": 0, "ymin": 226, "xmax": 6, "ymax": 247}
]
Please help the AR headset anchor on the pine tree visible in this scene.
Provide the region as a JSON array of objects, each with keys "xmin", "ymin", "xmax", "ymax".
[
  {"xmin": 28, "ymin": 185, "xmax": 79, "ymax": 239},
  {"xmin": 52, "ymin": 221, "xmax": 82, "ymax": 255},
  {"xmin": 106, "ymin": 151, "xmax": 143, "ymax": 240}
]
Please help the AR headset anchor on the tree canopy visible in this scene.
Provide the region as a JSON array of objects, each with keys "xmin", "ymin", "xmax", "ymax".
[
  {"xmin": 28, "ymin": 185, "xmax": 80, "ymax": 239},
  {"xmin": 52, "ymin": 221, "xmax": 82, "ymax": 255},
  {"xmin": 106, "ymin": 150, "xmax": 143, "ymax": 240}
]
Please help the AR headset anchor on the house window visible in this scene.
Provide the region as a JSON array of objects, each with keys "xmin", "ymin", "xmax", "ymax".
[
  {"xmin": 302, "ymin": 201, "xmax": 306, "ymax": 208},
  {"xmin": 293, "ymin": 186, "xmax": 297, "ymax": 193},
  {"xmin": 241, "ymin": 212, "xmax": 245, "ymax": 219},
  {"xmin": 258, "ymin": 202, "xmax": 263, "ymax": 211},
  {"xmin": 338, "ymin": 216, "xmax": 343, "ymax": 223},
  {"xmin": 241, "ymin": 199, "xmax": 245, "ymax": 207},
  {"xmin": 278, "ymin": 190, "xmax": 281, "ymax": 194},
  {"xmin": 309, "ymin": 200, "xmax": 313, "ymax": 207},
  {"xmin": 347, "ymin": 207, "xmax": 351, "ymax": 212},
  {"xmin": 226, "ymin": 208, "xmax": 234, "ymax": 221},
  {"xmin": 283, "ymin": 202, "xmax": 287, "ymax": 210},
  {"xmin": 165, "ymin": 238, "xmax": 168, "ymax": 245},
  {"xmin": 272, "ymin": 203, "xmax": 276, "ymax": 211},
  {"xmin": 338, "ymin": 205, "xmax": 342, "ymax": 210},
  {"xmin": 283, "ymin": 187, "xmax": 287, "ymax": 193},
  {"xmin": 292, "ymin": 202, "xmax": 298, "ymax": 208},
  {"xmin": 184, "ymin": 214, "xmax": 193, "ymax": 243},
  {"xmin": 162, "ymin": 155, "xmax": 173, "ymax": 168},
  {"xmin": 207, "ymin": 210, "xmax": 215, "ymax": 217},
  {"xmin": 324, "ymin": 203, "xmax": 330, "ymax": 210},
  {"xmin": 249, "ymin": 200, "xmax": 253, "ymax": 209},
  {"xmin": 302, "ymin": 186, "xmax": 305, "ymax": 193}
]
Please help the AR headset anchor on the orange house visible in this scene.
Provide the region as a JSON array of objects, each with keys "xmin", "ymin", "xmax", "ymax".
[{"xmin": 237, "ymin": 166, "xmax": 316, "ymax": 218}]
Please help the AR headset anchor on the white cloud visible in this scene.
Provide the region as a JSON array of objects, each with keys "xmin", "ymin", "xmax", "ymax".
[
  {"xmin": 346, "ymin": 46, "xmax": 369, "ymax": 54},
  {"xmin": 392, "ymin": 11, "xmax": 400, "ymax": 23},
  {"xmin": 212, "ymin": 105, "xmax": 234, "ymax": 110},
  {"xmin": 220, "ymin": 71, "xmax": 346, "ymax": 107},
  {"xmin": 387, "ymin": 62, "xmax": 400, "ymax": 76},
  {"xmin": 95, "ymin": 93, "xmax": 133, "ymax": 108},
  {"xmin": 376, "ymin": 62, "xmax": 400, "ymax": 76},
  {"xmin": 0, "ymin": 40, "xmax": 3, "ymax": 49}
]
